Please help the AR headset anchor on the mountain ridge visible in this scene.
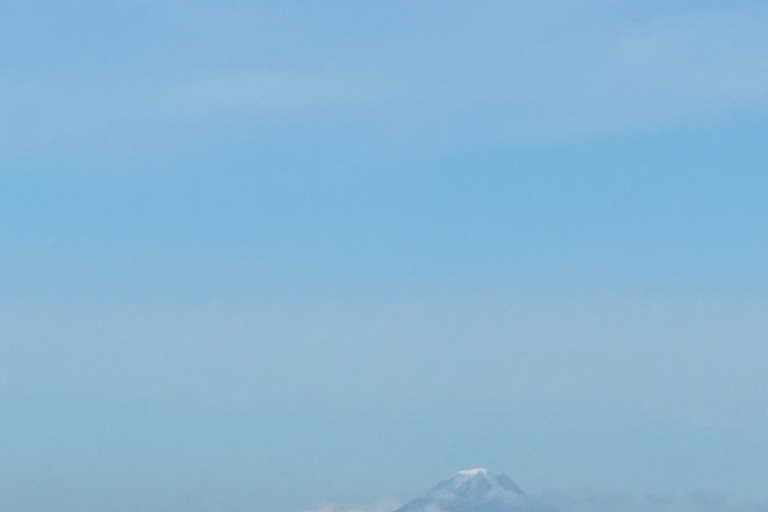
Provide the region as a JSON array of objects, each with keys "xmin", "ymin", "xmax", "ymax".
[{"xmin": 392, "ymin": 468, "xmax": 554, "ymax": 512}]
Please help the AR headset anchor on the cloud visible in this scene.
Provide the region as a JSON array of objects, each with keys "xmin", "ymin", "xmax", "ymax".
[
  {"xmin": 302, "ymin": 505, "xmax": 365, "ymax": 512},
  {"xmin": 298, "ymin": 491, "xmax": 768, "ymax": 512},
  {"xmin": 300, "ymin": 498, "xmax": 401, "ymax": 512},
  {"xmin": 542, "ymin": 490, "xmax": 768, "ymax": 512},
  {"xmin": 0, "ymin": 69, "xmax": 407, "ymax": 160},
  {"xmin": 2, "ymin": 2, "xmax": 767, "ymax": 162}
]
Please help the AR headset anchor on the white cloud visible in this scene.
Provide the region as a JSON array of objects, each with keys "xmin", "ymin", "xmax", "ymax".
[
  {"xmin": 373, "ymin": 498, "xmax": 403, "ymax": 512},
  {"xmin": 300, "ymin": 498, "xmax": 401, "ymax": 512},
  {"xmin": 2, "ymin": 2, "xmax": 767, "ymax": 161},
  {"xmin": 302, "ymin": 505, "xmax": 365, "ymax": 512},
  {"xmin": 542, "ymin": 490, "xmax": 768, "ymax": 512}
]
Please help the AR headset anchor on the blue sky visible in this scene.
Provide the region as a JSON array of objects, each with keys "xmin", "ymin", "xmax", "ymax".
[{"xmin": 2, "ymin": 1, "xmax": 768, "ymax": 512}]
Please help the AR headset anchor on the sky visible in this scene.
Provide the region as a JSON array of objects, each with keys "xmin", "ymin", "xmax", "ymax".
[{"xmin": 2, "ymin": 1, "xmax": 768, "ymax": 511}]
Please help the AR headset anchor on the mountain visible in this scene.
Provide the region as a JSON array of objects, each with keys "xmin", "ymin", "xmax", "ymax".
[{"xmin": 393, "ymin": 468, "xmax": 554, "ymax": 512}]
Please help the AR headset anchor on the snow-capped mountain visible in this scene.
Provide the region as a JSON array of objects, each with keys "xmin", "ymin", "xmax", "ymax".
[{"xmin": 393, "ymin": 468, "xmax": 554, "ymax": 512}]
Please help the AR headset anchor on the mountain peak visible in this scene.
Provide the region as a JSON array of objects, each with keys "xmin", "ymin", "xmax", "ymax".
[
  {"xmin": 394, "ymin": 468, "xmax": 548, "ymax": 512},
  {"xmin": 433, "ymin": 468, "xmax": 524, "ymax": 499}
]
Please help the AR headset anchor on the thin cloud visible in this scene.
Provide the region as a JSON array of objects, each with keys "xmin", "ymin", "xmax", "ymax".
[
  {"xmin": 300, "ymin": 499, "xmax": 401, "ymax": 512},
  {"xmin": 542, "ymin": 490, "xmax": 768, "ymax": 512},
  {"xmin": 2, "ymin": 2, "xmax": 767, "ymax": 161},
  {"xmin": 298, "ymin": 491, "xmax": 768, "ymax": 512}
]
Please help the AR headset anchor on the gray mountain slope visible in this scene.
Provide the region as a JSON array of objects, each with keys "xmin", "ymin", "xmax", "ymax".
[{"xmin": 393, "ymin": 468, "xmax": 556, "ymax": 512}]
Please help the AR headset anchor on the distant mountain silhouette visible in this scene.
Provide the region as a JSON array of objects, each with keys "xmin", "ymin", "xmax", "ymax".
[{"xmin": 393, "ymin": 468, "xmax": 556, "ymax": 512}]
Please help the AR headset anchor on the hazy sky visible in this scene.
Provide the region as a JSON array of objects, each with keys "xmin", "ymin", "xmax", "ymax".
[{"xmin": 2, "ymin": 1, "xmax": 768, "ymax": 512}]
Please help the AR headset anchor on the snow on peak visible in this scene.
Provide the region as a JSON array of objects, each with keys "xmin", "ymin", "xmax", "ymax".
[
  {"xmin": 440, "ymin": 468, "xmax": 522, "ymax": 495},
  {"xmin": 458, "ymin": 468, "xmax": 488, "ymax": 476},
  {"xmin": 393, "ymin": 470, "xmax": 551, "ymax": 512}
]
